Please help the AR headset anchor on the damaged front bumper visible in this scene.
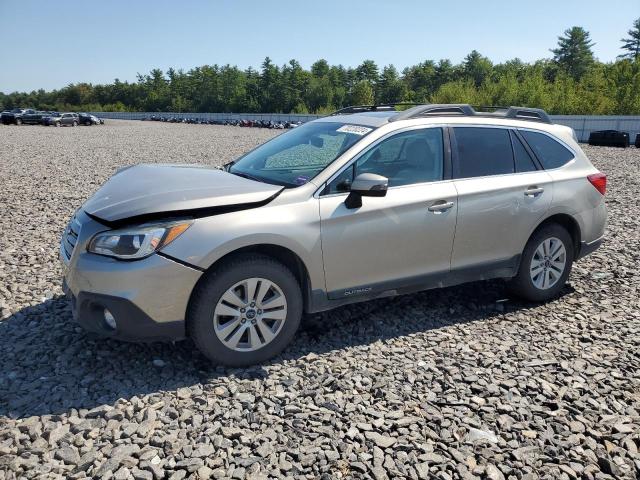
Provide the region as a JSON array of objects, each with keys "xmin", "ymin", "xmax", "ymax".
[{"xmin": 60, "ymin": 210, "xmax": 203, "ymax": 342}]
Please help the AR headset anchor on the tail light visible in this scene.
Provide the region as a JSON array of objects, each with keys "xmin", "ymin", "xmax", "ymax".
[{"xmin": 587, "ymin": 173, "xmax": 607, "ymax": 195}]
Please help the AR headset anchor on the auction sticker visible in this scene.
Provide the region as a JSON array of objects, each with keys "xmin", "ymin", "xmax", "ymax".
[{"xmin": 336, "ymin": 125, "xmax": 372, "ymax": 135}]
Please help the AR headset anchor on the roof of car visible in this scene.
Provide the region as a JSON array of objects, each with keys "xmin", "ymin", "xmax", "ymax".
[{"xmin": 310, "ymin": 105, "xmax": 575, "ymax": 145}]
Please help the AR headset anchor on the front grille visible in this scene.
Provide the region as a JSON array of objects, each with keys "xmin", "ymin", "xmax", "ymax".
[{"xmin": 61, "ymin": 214, "xmax": 82, "ymax": 262}]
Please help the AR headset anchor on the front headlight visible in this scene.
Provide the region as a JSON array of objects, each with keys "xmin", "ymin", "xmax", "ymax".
[{"xmin": 88, "ymin": 220, "xmax": 192, "ymax": 260}]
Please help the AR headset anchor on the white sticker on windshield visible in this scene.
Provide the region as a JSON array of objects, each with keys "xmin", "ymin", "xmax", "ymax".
[{"xmin": 336, "ymin": 125, "xmax": 372, "ymax": 136}]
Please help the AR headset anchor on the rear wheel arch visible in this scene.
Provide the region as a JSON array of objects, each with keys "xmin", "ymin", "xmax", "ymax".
[
  {"xmin": 528, "ymin": 214, "xmax": 581, "ymax": 260},
  {"xmin": 509, "ymin": 222, "xmax": 574, "ymax": 301}
]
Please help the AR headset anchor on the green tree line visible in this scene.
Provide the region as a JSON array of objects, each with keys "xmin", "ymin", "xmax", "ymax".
[{"xmin": 2, "ymin": 21, "xmax": 640, "ymax": 115}]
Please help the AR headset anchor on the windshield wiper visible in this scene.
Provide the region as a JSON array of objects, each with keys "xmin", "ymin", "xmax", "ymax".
[
  {"xmin": 229, "ymin": 170, "xmax": 265, "ymax": 183},
  {"xmin": 231, "ymin": 168, "xmax": 302, "ymax": 188}
]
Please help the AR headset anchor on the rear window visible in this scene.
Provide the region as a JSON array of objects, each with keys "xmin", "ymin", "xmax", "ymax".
[
  {"xmin": 520, "ymin": 130, "xmax": 574, "ymax": 169},
  {"xmin": 453, "ymin": 127, "xmax": 514, "ymax": 178}
]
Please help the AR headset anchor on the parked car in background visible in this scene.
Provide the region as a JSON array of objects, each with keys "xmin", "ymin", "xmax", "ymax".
[
  {"xmin": 60, "ymin": 103, "xmax": 606, "ymax": 366},
  {"xmin": 1, "ymin": 108, "xmax": 33, "ymax": 125},
  {"xmin": 41, "ymin": 112, "xmax": 60, "ymax": 125},
  {"xmin": 635, "ymin": 134, "xmax": 640, "ymax": 148},
  {"xmin": 43, "ymin": 112, "xmax": 79, "ymax": 127},
  {"xmin": 588, "ymin": 130, "xmax": 630, "ymax": 148},
  {"xmin": 22, "ymin": 110, "xmax": 55, "ymax": 125},
  {"xmin": 78, "ymin": 113, "xmax": 102, "ymax": 126}
]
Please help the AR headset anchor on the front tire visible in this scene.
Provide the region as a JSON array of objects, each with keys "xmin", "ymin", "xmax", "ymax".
[
  {"xmin": 72, "ymin": 121, "xmax": 78, "ymax": 127},
  {"xmin": 15, "ymin": 118, "xmax": 22, "ymax": 125},
  {"xmin": 509, "ymin": 224, "xmax": 574, "ymax": 302},
  {"xmin": 188, "ymin": 255, "xmax": 302, "ymax": 366}
]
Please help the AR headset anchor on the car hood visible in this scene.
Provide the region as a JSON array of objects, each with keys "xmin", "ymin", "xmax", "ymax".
[{"xmin": 83, "ymin": 164, "xmax": 283, "ymax": 224}]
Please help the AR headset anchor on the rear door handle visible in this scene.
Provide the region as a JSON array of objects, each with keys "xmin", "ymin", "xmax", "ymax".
[
  {"xmin": 428, "ymin": 200, "xmax": 455, "ymax": 213},
  {"xmin": 524, "ymin": 186, "xmax": 544, "ymax": 197}
]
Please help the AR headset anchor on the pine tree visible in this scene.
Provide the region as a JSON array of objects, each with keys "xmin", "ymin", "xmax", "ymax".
[
  {"xmin": 376, "ymin": 65, "xmax": 406, "ymax": 104},
  {"xmin": 619, "ymin": 18, "xmax": 640, "ymax": 60},
  {"xmin": 355, "ymin": 60, "xmax": 379, "ymax": 85},
  {"xmin": 551, "ymin": 27, "xmax": 595, "ymax": 80},
  {"xmin": 350, "ymin": 80, "xmax": 374, "ymax": 105},
  {"xmin": 463, "ymin": 50, "xmax": 493, "ymax": 87}
]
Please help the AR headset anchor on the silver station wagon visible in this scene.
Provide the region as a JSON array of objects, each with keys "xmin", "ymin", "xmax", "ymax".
[{"xmin": 60, "ymin": 104, "xmax": 607, "ymax": 366}]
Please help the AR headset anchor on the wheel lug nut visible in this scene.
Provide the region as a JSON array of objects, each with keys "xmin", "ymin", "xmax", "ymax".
[
  {"xmin": 241, "ymin": 318, "xmax": 246, "ymax": 323},
  {"xmin": 240, "ymin": 308, "xmax": 245, "ymax": 313},
  {"xmin": 251, "ymin": 319, "xmax": 256, "ymax": 325},
  {"xmin": 250, "ymin": 302, "xmax": 255, "ymax": 307},
  {"xmin": 257, "ymin": 309, "xmax": 262, "ymax": 314}
]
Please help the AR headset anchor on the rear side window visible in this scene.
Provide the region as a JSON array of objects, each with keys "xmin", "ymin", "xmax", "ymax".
[
  {"xmin": 453, "ymin": 127, "xmax": 514, "ymax": 178},
  {"xmin": 520, "ymin": 130, "xmax": 574, "ymax": 169},
  {"xmin": 510, "ymin": 131, "xmax": 537, "ymax": 173}
]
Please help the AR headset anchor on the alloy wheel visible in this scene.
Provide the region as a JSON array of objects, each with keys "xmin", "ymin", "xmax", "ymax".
[
  {"xmin": 213, "ymin": 277, "xmax": 287, "ymax": 352},
  {"xmin": 530, "ymin": 237, "xmax": 567, "ymax": 290}
]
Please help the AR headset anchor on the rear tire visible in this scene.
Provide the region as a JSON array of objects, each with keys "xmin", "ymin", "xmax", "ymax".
[
  {"xmin": 188, "ymin": 254, "xmax": 302, "ymax": 366},
  {"xmin": 72, "ymin": 121, "xmax": 78, "ymax": 127},
  {"xmin": 508, "ymin": 224, "xmax": 574, "ymax": 302},
  {"xmin": 55, "ymin": 121, "xmax": 61, "ymax": 127},
  {"xmin": 15, "ymin": 118, "xmax": 22, "ymax": 125}
]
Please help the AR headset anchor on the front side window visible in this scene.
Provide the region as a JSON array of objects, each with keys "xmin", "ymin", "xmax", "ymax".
[
  {"xmin": 520, "ymin": 130, "xmax": 574, "ymax": 169},
  {"xmin": 453, "ymin": 127, "xmax": 514, "ymax": 179},
  {"xmin": 325, "ymin": 128, "xmax": 444, "ymax": 193},
  {"xmin": 230, "ymin": 122, "xmax": 371, "ymax": 187}
]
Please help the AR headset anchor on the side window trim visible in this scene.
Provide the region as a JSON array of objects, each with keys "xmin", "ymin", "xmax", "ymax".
[
  {"xmin": 443, "ymin": 126, "xmax": 453, "ymax": 180},
  {"xmin": 512, "ymin": 129, "xmax": 543, "ymax": 170},
  {"xmin": 448, "ymin": 125, "xmax": 461, "ymax": 179},
  {"xmin": 319, "ymin": 125, "xmax": 448, "ymax": 196}
]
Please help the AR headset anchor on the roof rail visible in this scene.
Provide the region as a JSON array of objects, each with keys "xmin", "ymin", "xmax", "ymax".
[
  {"xmin": 389, "ymin": 103, "xmax": 552, "ymax": 124},
  {"xmin": 389, "ymin": 104, "xmax": 476, "ymax": 121},
  {"xmin": 330, "ymin": 103, "xmax": 423, "ymax": 116},
  {"xmin": 504, "ymin": 107, "xmax": 552, "ymax": 123}
]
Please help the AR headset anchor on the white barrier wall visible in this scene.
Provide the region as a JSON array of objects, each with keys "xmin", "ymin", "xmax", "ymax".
[
  {"xmin": 90, "ymin": 112, "xmax": 640, "ymax": 143},
  {"xmin": 550, "ymin": 116, "xmax": 640, "ymax": 143}
]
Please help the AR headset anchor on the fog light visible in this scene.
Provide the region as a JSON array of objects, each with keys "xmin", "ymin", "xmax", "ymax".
[{"xmin": 103, "ymin": 309, "xmax": 116, "ymax": 330}]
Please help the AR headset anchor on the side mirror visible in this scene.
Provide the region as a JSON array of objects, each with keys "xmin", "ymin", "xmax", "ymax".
[{"xmin": 345, "ymin": 173, "xmax": 388, "ymax": 209}]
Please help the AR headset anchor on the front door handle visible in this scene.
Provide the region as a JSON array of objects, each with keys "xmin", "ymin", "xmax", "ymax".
[
  {"xmin": 428, "ymin": 200, "xmax": 455, "ymax": 213},
  {"xmin": 524, "ymin": 186, "xmax": 544, "ymax": 197}
]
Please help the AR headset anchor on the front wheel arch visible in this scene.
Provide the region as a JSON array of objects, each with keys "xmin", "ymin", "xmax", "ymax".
[
  {"xmin": 187, "ymin": 244, "xmax": 313, "ymax": 318},
  {"xmin": 186, "ymin": 252, "xmax": 304, "ymax": 365}
]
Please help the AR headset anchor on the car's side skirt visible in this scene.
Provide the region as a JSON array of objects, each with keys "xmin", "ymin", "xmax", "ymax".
[{"xmin": 307, "ymin": 255, "xmax": 520, "ymax": 313}]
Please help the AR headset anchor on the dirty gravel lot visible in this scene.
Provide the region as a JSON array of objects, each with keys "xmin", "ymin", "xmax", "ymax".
[{"xmin": 0, "ymin": 120, "xmax": 638, "ymax": 480}]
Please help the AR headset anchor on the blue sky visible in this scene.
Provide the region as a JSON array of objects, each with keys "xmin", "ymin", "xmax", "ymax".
[{"xmin": 0, "ymin": 0, "xmax": 637, "ymax": 93}]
